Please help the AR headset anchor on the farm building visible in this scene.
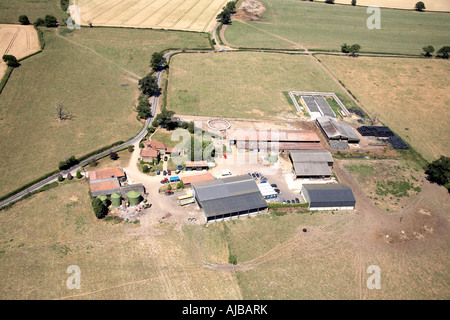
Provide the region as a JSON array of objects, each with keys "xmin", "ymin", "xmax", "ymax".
[
  {"xmin": 140, "ymin": 148, "xmax": 159, "ymax": 162},
  {"xmin": 227, "ymin": 129, "xmax": 322, "ymax": 152},
  {"xmin": 316, "ymin": 116, "xmax": 360, "ymax": 143},
  {"xmin": 185, "ymin": 161, "xmax": 209, "ymax": 171},
  {"xmin": 301, "ymin": 96, "xmax": 336, "ymax": 119},
  {"xmin": 289, "ymin": 149, "xmax": 334, "ymax": 178},
  {"xmin": 181, "ymin": 173, "xmax": 215, "ymax": 186},
  {"xmin": 192, "ymin": 175, "xmax": 268, "ymax": 222},
  {"xmin": 88, "ymin": 168, "xmax": 145, "ymax": 201},
  {"xmin": 301, "ymin": 184, "xmax": 356, "ymax": 210},
  {"xmin": 140, "ymin": 140, "xmax": 181, "ymax": 162}
]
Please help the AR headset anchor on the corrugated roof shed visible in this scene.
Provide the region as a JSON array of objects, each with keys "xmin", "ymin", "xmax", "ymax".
[
  {"xmin": 316, "ymin": 116, "xmax": 360, "ymax": 142},
  {"xmin": 227, "ymin": 129, "xmax": 320, "ymax": 143},
  {"xmin": 192, "ymin": 175, "xmax": 267, "ymax": 218},
  {"xmin": 289, "ymin": 149, "xmax": 333, "ymax": 163},
  {"xmin": 302, "ymin": 183, "xmax": 356, "ymax": 207},
  {"xmin": 289, "ymin": 150, "xmax": 334, "ymax": 177}
]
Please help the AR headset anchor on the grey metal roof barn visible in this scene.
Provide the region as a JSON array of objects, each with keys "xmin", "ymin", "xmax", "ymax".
[
  {"xmin": 302, "ymin": 183, "xmax": 356, "ymax": 210},
  {"xmin": 192, "ymin": 175, "xmax": 268, "ymax": 222},
  {"xmin": 316, "ymin": 116, "xmax": 360, "ymax": 143},
  {"xmin": 289, "ymin": 150, "xmax": 334, "ymax": 177}
]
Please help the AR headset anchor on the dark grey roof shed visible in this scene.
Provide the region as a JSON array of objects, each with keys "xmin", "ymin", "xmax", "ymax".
[{"xmin": 302, "ymin": 184, "xmax": 356, "ymax": 208}]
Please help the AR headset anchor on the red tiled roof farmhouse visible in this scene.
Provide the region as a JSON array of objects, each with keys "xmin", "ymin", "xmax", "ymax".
[
  {"xmin": 181, "ymin": 173, "xmax": 214, "ymax": 185},
  {"xmin": 88, "ymin": 168, "xmax": 125, "ymax": 181},
  {"xmin": 89, "ymin": 180, "xmax": 120, "ymax": 192}
]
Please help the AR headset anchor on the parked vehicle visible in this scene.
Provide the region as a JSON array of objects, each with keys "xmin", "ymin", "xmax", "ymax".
[
  {"xmin": 170, "ymin": 176, "xmax": 180, "ymax": 182},
  {"xmin": 164, "ymin": 156, "xmax": 168, "ymax": 161},
  {"xmin": 167, "ymin": 170, "xmax": 171, "ymax": 175},
  {"xmin": 221, "ymin": 169, "xmax": 232, "ymax": 176},
  {"xmin": 274, "ymin": 189, "xmax": 281, "ymax": 194},
  {"xmin": 165, "ymin": 190, "xmax": 174, "ymax": 196},
  {"xmin": 160, "ymin": 178, "xmax": 169, "ymax": 184},
  {"xmin": 156, "ymin": 170, "xmax": 160, "ymax": 175},
  {"xmin": 163, "ymin": 170, "xmax": 167, "ymax": 176},
  {"xmin": 260, "ymin": 181, "xmax": 267, "ymax": 184},
  {"xmin": 282, "ymin": 198, "xmax": 286, "ymax": 204},
  {"xmin": 271, "ymin": 184, "xmax": 278, "ymax": 188},
  {"xmin": 295, "ymin": 198, "xmax": 300, "ymax": 203},
  {"xmin": 287, "ymin": 200, "xmax": 291, "ymax": 204},
  {"xmin": 251, "ymin": 173, "xmax": 256, "ymax": 179},
  {"xmin": 260, "ymin": 177, "xmax": 268, "ymax": 181},
  {"xmin": 175, "ymin": 169, "xmax": 180, "ymax": 174},
  {"xmin": 255, "ymin": 172, "xmax": 260, "ymax": 178}
]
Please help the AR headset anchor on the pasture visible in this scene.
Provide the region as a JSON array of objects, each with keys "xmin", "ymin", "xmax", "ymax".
[
  {"xmin": 0, "ymin": 182, "xmax": 241, "ymax": 299},
  {"xmin": 225, "ymin": 0, "xmax": 450, "ymax": 54},
  {"xmin": 0, "ymin": 29, "xmax": 141, "ymax": 197},
  {"xmin": 167, "ymin": 52, "xmax": 358, "ymax": 119},
  {"xmin": 319, "ymin": 55, "xmax": 450, "ymax": 161},
  {"xmin": 74, "ymin": 0, "xmax": 229, "ymax": 32},
  {"xmin": 1, "ymin": 179, "xmax": 448, "ymax": 299},
  {"xmin": 0, "ymin": 0, "xmax": 64, "ymax": 24},
  {"xmin": 60, "ymin": 27, "xmax": 211, "ymax": 76},
  {"xmin": 0, "ymin": 24, "xmax": 41, "ymax": 79}
]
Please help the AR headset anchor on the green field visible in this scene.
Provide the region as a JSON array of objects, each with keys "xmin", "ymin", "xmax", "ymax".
[
  {"xmin": 61, "ymin": 27, "xmax": 211, "ymax": 77},
  {"xmin": 0, "ymin": 29, "xmax": 141, "ymax": 197},
  {"xmin": 167, "ymin": 51, "xmax": 358, "ymax": 118},
  {"xmin": 0, "ymin": 0, "xmax": 66, "ymax": 24},
  {"xmin": 225, "ymin": 0, "xmax": 450, "ymax": 54}
]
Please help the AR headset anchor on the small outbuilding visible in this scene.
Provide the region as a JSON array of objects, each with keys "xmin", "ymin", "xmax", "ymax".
[
  {"xmin": 301, "ymin": 183, "xmax": 356, "ymax": 210},
  {"xmin": 289, "ymin": 149, "xmax": 334, "ymax": 178}
]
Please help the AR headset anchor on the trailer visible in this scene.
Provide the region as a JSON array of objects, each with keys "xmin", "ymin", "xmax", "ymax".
[
  {"xmin": 177, "ymin": 193, "xmax": 195, "ymax": 206},
  {"xmin": 170, "ymin": 176, "xmax": 180, "ymax": 182}
]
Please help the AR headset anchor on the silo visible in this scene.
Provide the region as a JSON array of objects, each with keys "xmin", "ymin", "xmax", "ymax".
[
  {"xmin": 111, "ymin": 193, "xmax": 121, "ymax": 207},
  {"xmin": 99, "ymin": 195, "xmax": 108, "ymax": 206},
  {"xmin": 127, "ymin": 191, "xmax": 141, "ymax": 206}
]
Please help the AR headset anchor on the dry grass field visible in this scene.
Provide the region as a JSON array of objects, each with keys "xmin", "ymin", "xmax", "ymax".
[
  {"xmin": 0, "ymin": 181, "xmax": 242, "ymax": 299},
  {"xmin": 1, "ymin": 178, "xmax": 448, "ymax": 299},
  {"xmin": 73, "ymin": 0, "xmax": 229, "ymax": 32},
  {"xmin": 319, "ymin": 55, "xmax": 450, "ymax": 162},
  {"xmin": 317, "ymin": 0, "xmax": 450, "ymax": 11},
  {"xmin": 0, "ymin": 24, "xmax": 40, "ymax": 78}
]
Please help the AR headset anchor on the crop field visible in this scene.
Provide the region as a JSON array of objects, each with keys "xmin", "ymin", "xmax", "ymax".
[
  {"xmin": 225, "ymin": 0, "xmax": 450, "ymax": 54},
  {"xmin": 319, "ymin": 55, "xmax": 450, "ymax": 161},
  {"xmin": 167, "ymin": 52, "xmax": 358, "ymax": 119},
  {"xmin": 316, "ymin": 0, "xmax": 450, "ymax": 12},
  {"xmin": 0, "ymin": 29, "xmax": 141, "ymax": 197},
  {"xmin": 0, "ymin": 0, "xmax": 65, "ymax": 24},
  {"xmin": 60, "ymin": 27, "xmax": 211, "ymax": 76},
  {"xmin": 0, "ymin": 182, "xmax": 241, "ymax": 299},
  {"xmin": 74, "ymin": 0, "xmax": 229, "ymax": 32},
  {"xmin": 0, "ymin": 24, "xmax": 41, "ymax": 78}
]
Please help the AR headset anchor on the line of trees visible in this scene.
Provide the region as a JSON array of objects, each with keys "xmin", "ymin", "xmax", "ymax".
[
  {"xmin": 341, "ymin": 43, "xmax": 361, "ymax": 56},
  {"xmin": 422, "ymin": 45, "xmax": 450, "ymax": 59}
]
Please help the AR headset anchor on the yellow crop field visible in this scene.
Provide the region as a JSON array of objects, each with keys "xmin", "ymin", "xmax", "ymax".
[
  {"xmin": 0, "ymin": 24, "xmax": 40, "ymax": 78},
  {"xmin": 317, "ymin": 0, "xmax": 450, "ymax": 12},
  {"xmin": 73, "ymin": 0, "xmax": 229, "ymax": 32}
]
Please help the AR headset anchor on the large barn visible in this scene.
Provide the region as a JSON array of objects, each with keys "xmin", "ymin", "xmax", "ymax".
[
  {"xmin": 192, "ymin": 175, "xmax": 268, "ymax": 222},
  {"xmin": 316, "ymin": 116, "xmax": 360, "ymax": 143},
  {"xmin": 227, "ymin": 129, "xmax": 322, "ymax": 153},
  {"xmin": 289, "ymin": 149, "xmax": 334, "ymax": 178},
  {"xmin": 301, "ymin": 184, "xmax": 356, "ymax": 210}
]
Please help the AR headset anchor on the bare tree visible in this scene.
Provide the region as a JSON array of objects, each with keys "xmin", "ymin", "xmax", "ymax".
[{"xmin": 53, "ymin": 103, "xmax": 73, "ymax": 121}]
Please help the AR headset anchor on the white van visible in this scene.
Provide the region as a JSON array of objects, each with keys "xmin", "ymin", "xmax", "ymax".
[{"xmin": 221, "ymin": 169, "xmax": 232, "ymax": 176}]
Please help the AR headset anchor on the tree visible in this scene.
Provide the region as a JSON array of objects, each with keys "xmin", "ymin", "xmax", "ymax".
[
  {"xmin": 415, "ymin": 1, "xmax": 425, "ymax": 11},
  {"xmin": 147, "ymin": 126, "xmax": 156, "ymax": 134},
  {"xmin": 217, "ymin": 8, "xmax": 231, "ymax": 24},
  {"xmin": 128, "ymin": 145, "xmax": 134, "ymax": 153},
  {"xmin": 225, "ymin": 1, "xmax": 236, "ymax": 13},
  {"xmin": 177, "ymin": 180, "xmax": 184, "ymax": 190},
  {"xmin": 349, "ymin": 44, "xmax": 361, "ymax": 56},
  {"xmin": 167, "ymin": 184, "xmax": 172, "ymax": 191},
  {"xmin": 44, "ymin": 15, "xmax": 58, "ymax": 28},
  {"xmin": 437, "ymin": 46, "xmax": 450, "ymax": 59},
  {"xmin": 325, "ymin": 0, "xmax": 335, "ymax": 3},
  {"xmin": 229, "ymin": 254, "xmax": 237, "ymax": 265},
  {"xmin": 57, "ymin": 174, "xmax": 64, "ymax": 182},
  {"xmin": 67, "ymin": 172, "xmax": 73, "ymax": 180},
  {"xmin": 89, "ymin": 159, "xmax": 98, "ymax": 167},
  {"xmin": 109, "ymin": 152, "xmax": 119, "ymax": 160},
  {"xmin": 34, "ymin": 17, "xmax": 45, "ymax": 27},
  {"xmin": 150, "ymin": 52, "xmax": 167, "ymax": 72},
  {"xmin": 425, "ymin": 156, "xmax": 450, "ymax": 191},
  {"xmin": 142, "ymin": 165, "xmax": 150, "ymax": 173},
  {"xmin": 18, "ymin": 15, "xmax": 30, "ymax": 25},
  {"xmin": 91, "ymin": 197, "xmax": 108, "ymax": 219},
  {"xmin": 422, "ymin": 45, "xmax": 434, "ymax": 57},
  {"xmin": 341, "ymin": 43, "xmax": 350, "ymax": 53},
  {"xmin": 2, "ymin": 55, "xmax": 20, "ymax": 68},
  {"xmin": 155, "ymin": 108, "xmax": 176, "ymax": 130},
  {"xmin": 76, "ymin": 170, "xmax": 82, "ymax": 179},
  {"xmin": 136, "ymin": 94, "xmax": 152, "ymax": 119},
  {"xmin": 53, "ymin": 103, "xmax": 73, "ymax": 120},
  {"xmin": 351, "ymin": 0, "xmax": 357, "ymax": 6},
  {"xmin": 138, "ymin": 74, "xmax": 160, "ymax": 96}
]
